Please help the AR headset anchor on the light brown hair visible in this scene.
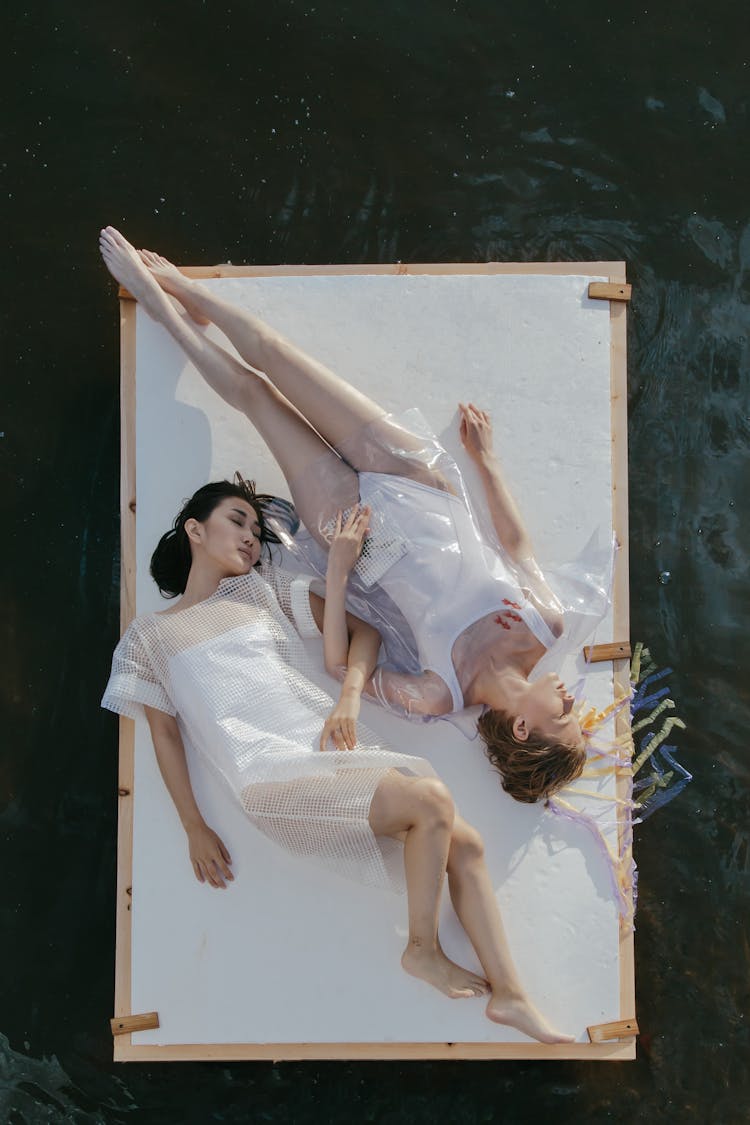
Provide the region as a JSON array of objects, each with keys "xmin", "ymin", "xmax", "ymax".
[{"xmin": 477, "ymin": 707, "xmax": 586, "ymax": 803}]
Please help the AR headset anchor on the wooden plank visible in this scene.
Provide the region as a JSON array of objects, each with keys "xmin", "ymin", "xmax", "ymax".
[
  {"xmin": 584, "ymin": 641, "xmax": 632, "ymax": 663},
  {"xmin": 587, "ymin": 1018, "xmax": 639, "ymax": 1043},
  {"xmin": 112, "ymin": 1038, "xmax": 637, "ymax": 1062},
  {"xmin": 609, "ymin": 267, "xmax": 636, "ymax": 1061},
  {"xmin": 588, "ymin": 281, "xmax": 632, "ymax": 302},
  {"xmin": 111, "ymin": 1012, "xmax": 160, "ymax": 1036},
  {"xmin": 119, "ymin": 298, "xmax": 137, "ymax": 630},
  {"xmin": 113, "ymin": 297, "xmax": 137, "ymax": 1063},
  {"xmin": 117, "ymin": 260, "xmax": 622, "ymax": 300}
]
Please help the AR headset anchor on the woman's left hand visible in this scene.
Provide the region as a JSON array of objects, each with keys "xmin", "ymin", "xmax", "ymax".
[
  {"xmin": 326, "ymin": 505, "xmax": 370, "ymax": 577},
  {"xmin": 320, "ymin": 689, "xmax": 361, "ymax": 751},
  {"xmin": 458, "ymin": 402, "xmax": 495, "ymax": 463}
]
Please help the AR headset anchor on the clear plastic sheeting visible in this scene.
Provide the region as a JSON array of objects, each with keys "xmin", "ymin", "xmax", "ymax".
[
  {"xmin": 525, "ymin": 530, "xmax": 616, "ymax": 685},
  {"xmin": 275, "ymin": 408, "xmax": 614, "ymax": 727}
]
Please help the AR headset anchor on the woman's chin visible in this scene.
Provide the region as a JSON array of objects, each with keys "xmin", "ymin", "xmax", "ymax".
[{"xmin": 224, "ymin": 556, "xmax": 254, "ymax": 577}]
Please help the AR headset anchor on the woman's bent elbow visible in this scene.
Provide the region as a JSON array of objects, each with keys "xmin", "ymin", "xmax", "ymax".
[{"xmin": 325, "ymin": 660, "xmax": 347, "ymax": 683}]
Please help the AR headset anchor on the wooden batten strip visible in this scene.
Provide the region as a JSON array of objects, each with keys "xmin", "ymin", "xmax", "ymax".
[
  {"xmin": 111, "ymin": 1012, "xmax": 160, "ymax": 1036},
  {"xmin": 587, "ymin": 1018, "xmax": 639, "ymax": 1043},
  {"xmin": 588, "ymin": 281, "xmax": 632, "ymax": 302},
  {"xmin": 113, "ymin": 1038, "xmax": 636, "ymax": 1062},
  {"xmin": 608, "ymin": 275, "xmax": 636, "ymax": 1049},
  {"xmin": 113, "ymin": 298, "xmax": 138, "ymax": 1063},
  {"xmin": 117, "ymin": 261, "xmax": 626, "ymax": 301},
  {"xmin": 584, "ymin": 641, "xmax": 632, "ymax": 663}
]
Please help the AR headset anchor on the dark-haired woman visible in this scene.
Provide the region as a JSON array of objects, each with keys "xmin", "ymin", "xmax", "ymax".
[
  {"xmin": 102, "ymin": 471, "xmax": 571, "ymax": 1042},
  {"xmin": 99, "ymin": 227, "xmax": 591, "ymax": 808}
]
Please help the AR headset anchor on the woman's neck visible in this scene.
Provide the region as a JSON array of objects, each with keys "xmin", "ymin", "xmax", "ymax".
[
  {"xmin": 463, "ymin": 660, "xmax": 528, "ymax": 710},
  {"xmin": 169, "ymin": 564, "xmax": 226, "ymax": 612}
]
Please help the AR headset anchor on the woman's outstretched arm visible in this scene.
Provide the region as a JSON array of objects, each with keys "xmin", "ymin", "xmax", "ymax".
[
  {"xmin": 315, "ymin": 506, "xmax": 384, "ymax": 750},
  {"xmin": 458, "ymin": 403, "xmax": 564, "ymax": 622},
  {"xmin": 144, "ymin": 706, "xmax": 234, "ymax": 888},
  {"xmin": 458, "ymin": 402, "xmax": 534, "ymax": 563}
]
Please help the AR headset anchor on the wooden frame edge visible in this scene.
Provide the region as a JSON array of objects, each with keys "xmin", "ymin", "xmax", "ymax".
[
  {"xmin": 113, "ymin": 1039, "xmax": 636, "ymax": 1062},
  {"xmin": 114, "ymin": 262, "xmax": 635, "ymax": 1062},
  {"xmin": 117, "ymin": 260, "xmax": 623, "ymax": 299},
  {"xmin": 609, "ymin": 267, "xmax": 636, "ymax": 1057},
  {"xmin": 113, "ymin": 298, "xmax": 137, "ymax": 1062}
]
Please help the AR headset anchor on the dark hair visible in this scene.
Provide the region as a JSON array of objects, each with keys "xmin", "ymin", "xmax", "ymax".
[
  {"xmin": 477, "ymin": 707, "xmax": 586, "ymax": 804},
  {"xmin": 150, "ymin": 476, "xmax": 281, "ymax": 598}
]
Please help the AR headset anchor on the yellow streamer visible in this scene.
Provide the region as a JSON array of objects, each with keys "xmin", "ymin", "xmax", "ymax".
[
  {"xmin": 632, "ymin": 716, "xmax": 687, "ymax": 773},
  {"xmin": 630, "ymin": 641, "xmax": 644, "ymax": 684},
  {"xmin": 631, "ymin": 697, "xmax": 675, "ymax": 734}
]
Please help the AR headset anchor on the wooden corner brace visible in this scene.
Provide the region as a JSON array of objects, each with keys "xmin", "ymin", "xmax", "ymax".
[
  {"xmin": 110, "ymin": 1012, "xmax": 160, "ymax": 1036},
  {"xmin": 583, "ymin": 641, "xmax": 632, "ymax": 663},
  {"xmin": 587, "ymin": 1018, "xmax": 639, "ymax": 1043},
  {"xmin": 588, "ymin": 281, "xmax": 632, "ymax": 302}
]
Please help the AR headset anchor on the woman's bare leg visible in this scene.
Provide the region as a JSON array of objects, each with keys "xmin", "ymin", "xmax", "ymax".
[
  {"xmin": 446, "ymin": 817, "xmax": 574, "ymax": 1042},
  {"xmin": 368, "ymin": 773, "xmax": 489, "ymax": 999},
  {"xmin": 138, "ymin": 249, "xmax": 441, "ymax": 478},
  {"xmin": 99, "ymin": 228, "xmax": 359, "ymax": 533},
  {"xmin": 138, "ymin": 250, "xmax": 383, "ymax": 442}
]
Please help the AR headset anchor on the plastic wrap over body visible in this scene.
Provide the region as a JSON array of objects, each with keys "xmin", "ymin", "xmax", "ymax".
[
  {"xmin": 278, "ymin": 408, "xmax": 613, "ymax": 724},
  {"xmin": 102, "ymin": 563, "xmax": 434, "ymax": 892}
]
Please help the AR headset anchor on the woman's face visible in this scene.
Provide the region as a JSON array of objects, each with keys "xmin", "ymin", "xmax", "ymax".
[
  {"xmin": 189, "ymin": 497, "xmax": 262, "ymax": 575},
  {"xmin": 516, "ymin": 672, "xmax": 582, "ymax": 747}
]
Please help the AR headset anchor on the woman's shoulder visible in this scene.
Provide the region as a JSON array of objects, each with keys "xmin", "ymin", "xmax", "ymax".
[
  {"xmin": 114, "ymin": 611, "xmax": 161, "ymax": 654},
  {"xmin": 515, "ymin": 558, "xmax": 564, "ymax": 632},
  {"xmin": 221, "ymin": 567, "xmax": 279, "ymax": 605},
  {"xmin": 118, "ymin": 612, "xmax": 151, "ymax": 638}
]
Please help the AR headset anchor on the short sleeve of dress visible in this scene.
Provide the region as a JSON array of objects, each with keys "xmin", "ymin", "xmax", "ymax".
[
  {"xmin": 101, "ymin": 618, "xmax": 176, "ymax": 720},
  {"xmin": 257, "ymin": 562, "xmax": 321, "ymax": 639}
]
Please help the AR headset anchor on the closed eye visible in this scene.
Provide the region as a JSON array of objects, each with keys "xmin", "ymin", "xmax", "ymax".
[
  {"xmin": 229, "ymin": 507, "xmax": 261, "ymax": 536},
  {"xmin": 231, "ymin": 518, "xmax": 262, "ymax": 543}
]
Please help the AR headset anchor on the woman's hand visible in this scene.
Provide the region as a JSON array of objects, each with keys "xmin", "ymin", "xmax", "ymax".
[
  {"xmin": 320, "ymin": 688, "xmax": 361, "ymax": 751},
  {"xmin": 187, "ymin": 823, "xmax": 234, "ymax": 888},
  {"xmin": 458, "ymin": 402, "xmax": 495, "ymax": 464},
  {"xmin": 326, "ymin": 505, "xmax": 370, "ymax": 579}
]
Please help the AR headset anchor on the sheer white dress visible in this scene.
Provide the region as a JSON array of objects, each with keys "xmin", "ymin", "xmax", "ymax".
[
  {"xmin": 284, "ymin": 409, "xmax": 600, "ymax": 720},
  {"xmin": 102, "ymin": 562, "xmax": 434, "ymax": 891}
]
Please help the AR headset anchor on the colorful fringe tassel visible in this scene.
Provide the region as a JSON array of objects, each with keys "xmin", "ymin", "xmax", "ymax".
[{"xmin": 547, "ymin": 642, "xmax": 690, "ymax": 931}]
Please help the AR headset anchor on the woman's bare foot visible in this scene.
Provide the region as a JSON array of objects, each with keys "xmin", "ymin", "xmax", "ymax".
[
  {"xmin": 486, "ymin": 990, "xmax": 575, "ymax": 1044},
  {"xmin": 99, "ymin": 227, "xmax": 177, "ymax": 323},
  {"xmin": 401, "ymin": 944, "xmax": 489, "ymax": 999},
  {"xmin": 138, "ymin": 249, "xmax": 211, "ymax": 325}
]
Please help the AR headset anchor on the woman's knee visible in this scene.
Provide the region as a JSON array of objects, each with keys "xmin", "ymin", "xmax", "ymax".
[
  {"xmin": 448, "ymin": 818, "xmax": 485, "ymax": 869},
  {"xmin": 369, "ymin": 772, "xmax": 455, "ymax": 836},
  {"xmin": 412, "ymin": 777, "xmax": 455, "ymax": 830}
]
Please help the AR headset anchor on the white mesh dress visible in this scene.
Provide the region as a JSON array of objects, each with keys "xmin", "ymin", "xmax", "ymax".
[{"xmin": 102, "ymin": 562, "xmax": 434, "ymax": 892}]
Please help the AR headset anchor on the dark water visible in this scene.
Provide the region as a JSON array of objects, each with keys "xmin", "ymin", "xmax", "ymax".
[{"xmin": 3, "ymin": 1, "xmax": 748, "ymax": 1121}]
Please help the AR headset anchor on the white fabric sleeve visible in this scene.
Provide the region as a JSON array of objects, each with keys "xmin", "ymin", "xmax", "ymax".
[
  {"xmin": 101, "ymin": 620, "xmax": 176, "ymax": 720},
  {"xmin": 258, "ymin": 562, "xmax": 321, "ymax": 639}
]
